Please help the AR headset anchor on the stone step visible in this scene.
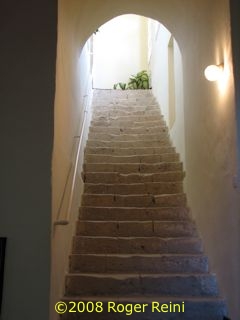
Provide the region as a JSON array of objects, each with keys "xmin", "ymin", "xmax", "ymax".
[
  {"xmin": 85, "ymin": 153, "xmax": 179, "ymax": 164},
  {"xmin": 84, "ymin": 146, "xmax": 174, "ymax": 156},
  {"xmin": 115, "ymin": 97, "xmax": 156, "ymax": 103},
  {"xmin": 91, "ymin": 120, "xmax": 166, "ymax": 128},
  {"xmin": 92, "ymin": 101, "xmax": 157, "ymax": 108},
  {"xmin": 87, "ymin": 139, "xmax": 170, "ymax": 148},
  {"xmin": 92, "ymin": 96, "xmax": 156, "ymax": 104},
  {"xmin": 93, "ymin": 88, "xmax": 152, "ymax": 97},
  {"xmin": 76, "ymin": 220, "xmax": 197, "ymax": 237},
  {"xmin": 92, "ymin": 105, "xmax": 160, "ymax": 114},
  {"xmin": 83, "ymin": 162, "xmax": 182, "ymax": 174},
  {"xmin": 81, "ymin": 193, "xmax": 187, "ymax": 208},
  {"xmin": 72, "ymin": 236, "xmax": 203, "ymax": 254},
  {"xmin": 93, "ymin": 109, "xmax": 161, "ymax": 118},
  {"xmin": 82, "ymin": 171, "xmax": 184, "ymax": 184},
  {"xmin": 92, "ymin": 98, "xmax": 157, "ymax": 107},
  {"xmin": 69, "ymin": 254, "xmax": 208, "ymax": 274},
  {"xmin": 79, "ymin": 207, "xmax": 190, "ymax": 221},
  {"xmin": 87, "ymin": 132, "xmax": 169, "ymax": 142},
  {"xmin": 59, "ymin": 296, "xmax": 227, "ymax": 320},
  {"xmin": 89, "ymin": 125, "xmax": 167, "ymax": 135},
  {"xmin": 96, "ymin": 97, "xmax": 156, "ymax": 103},
  {"xmin": 92, "ymin": 115, "xmax": 163, "ymax": 123},
  {"xmin": 84, "ymin": 182, "xmax": 183, "ymax": 195},
  {"xmin": 65, "ymin": 273, "xmax": 219, "ymax": 297}
]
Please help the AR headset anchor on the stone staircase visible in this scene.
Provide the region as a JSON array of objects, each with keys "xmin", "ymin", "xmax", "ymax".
[{"xmin": 61, "ymin": 90, "xmax": 227, "ymax": 319}]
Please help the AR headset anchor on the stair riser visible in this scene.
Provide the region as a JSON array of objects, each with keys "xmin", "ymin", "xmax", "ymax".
[
  {"xmin": 93, "ymin": 95, "xmax": 156, "ymax": 101},
  {"xmin": 79, "ymin": 207, "xmax": 190, "ymax": 221},
  {"xmin": 84, "ymin": 182, "xmax": 183, "ymax": 195},
  {"xmin": 88, "ymin": 133, "xmax": 168, "ymax": 142},
  {"xmin": 70, "ymin": 255, "xmax": 208, "ymax": 274},
  {"xmin": 65, "ymin": 274, "xmax": 218, "ymax": 297},
  {"xmin": 93, "ymin": 110, "xmax": 161, "ymax": 118},
  {"xmin": 92, "ymin": 116, "xmax": 164, "ymax": 123},
  {"xmin": 85, "ymin": 154, "xmax": 179, "ymax": 164},
  {"xmin": 59, "ymin": 300, "xmax": 227, "ymax": 320},
  {"xmin": 92, "ymin": 105, "xmax": 159, "ymax": 113},
  {"xmin": 72, "ymin": 237, "xmax": 203, "ymax": 254},
  {"xmin": 87, "ymin": 139, "xmax": 169, "ymax": 148},
  {"xmin": 92, "ymin": 101, "xmax": 156, "ymax": 107},
  {"xmin": 81, "ymin": 194, "xmax": 187, "ymax": 208},
  {"xmin": 85, "ymin": 146, "xmax": 174, "ymax": 156},
  {"xmin": 89, "ymin": 126, "xmax": 167, "ymax": 135},
  {"xmin": 92, "ymin": 101, "xmax": 157, "ymax": 108},
  {"xmin": 91, "ymin": 120, "xmax": 166, "ymax": 128},
  {"xmin": 83, "ymin": 172, "xmax": 184, "ymax": 184},
  {"xmin": 93, "ymin": 96, "xmax": 156, "ymax": 102},
  {"xmin": 83, "ymin": 162, "xmax": 182, "ymax": 174},
  {"xmin": 76, "ymin": 221, "xmax": 197, "ymax": 237},
  {"xmin": 93, "ymin": 105, "xmax": 160, "ymax": 112}
]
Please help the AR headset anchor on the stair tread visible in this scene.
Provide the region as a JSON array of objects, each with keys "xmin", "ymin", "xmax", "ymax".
[
  {"xmin": 71, "ymin": 252, "xmax": 205, "ymax": 256},
  {"xmin": 85, "ymin": 153, "xmax": 175, "ymax": 158},
  {"xmin": 84, "ymin": 182, "xmax": 180, "ymax": 185},
  {"xmin": 85, "ymin": 146, "xmax": 173, "ymax": 150},
  {"xmin": 82, "ymin": 192, "xmax": 185, "ymax": 196},
  {"xmin": 83, "ymin": 171, "xmax": 183, "ymax": 174},
  {"xmin": 80, "ymin": 206, "xmax": 187, "ymax": 209},
  {"xmin": 63, "ymin": 295, "xmax": 224, "ymax": 301},
  {"xmin": 74, "ymin": 236, "xmax": 199, "ymax": 239},
  {"xmin": 84, "ymin": 161, "xmax": 181, "ymax": 163},
  {"xmin": 67, "ymin": 273, "xmax": 214, "ymax": 277},
  {"xmin": 78, "ymin": 220, "xmax": 193, "ymax": 223},
  {"xmin": 87, "ymin": 139, "xmax": 169, "ymax": 143}
]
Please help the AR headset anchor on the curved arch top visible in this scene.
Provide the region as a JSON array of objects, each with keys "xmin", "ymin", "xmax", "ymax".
[{"xmin": 69, "ymin": 0, "xmax": 186, "ymax": 52}]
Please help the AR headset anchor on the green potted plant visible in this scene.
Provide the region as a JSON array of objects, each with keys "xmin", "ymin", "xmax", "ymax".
[{"xmin": 113, "ymin": 70, "xmax": 151, "ymax": 90}]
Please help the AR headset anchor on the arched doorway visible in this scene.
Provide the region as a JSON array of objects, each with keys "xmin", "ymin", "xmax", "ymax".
[{"xmin": 91, "ymin": 14, "xmax": 185, "ymax": 166}]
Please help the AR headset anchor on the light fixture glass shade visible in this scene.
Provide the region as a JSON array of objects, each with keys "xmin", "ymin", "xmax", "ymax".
[{"xmin": 204, "ymin": 64, "xmax": 223, "ymax": 81}]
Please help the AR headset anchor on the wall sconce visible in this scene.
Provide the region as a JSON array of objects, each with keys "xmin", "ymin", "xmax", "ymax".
[{"xmin": 204, "ymin": 63, "xmax": 224, "ymax": 81}]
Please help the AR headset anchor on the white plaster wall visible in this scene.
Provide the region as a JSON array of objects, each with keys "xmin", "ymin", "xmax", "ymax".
[
  {"xmin": 53, "ymin": 1, "xmax": 240, "ymax": 318},
  {"xmin": 93, "ymin": 15, "xmax": 148, "ymax": 89},
  {"xmin": 51, "ymin": 4, "xmax": 93, "ymax": 318},
  {"xmin": 150, "ymin": 23, "xmax": 185, "ymax": 167},
  {"xmin": 171, "ymin": 40, "xmax": 185, "ymax": 167},
  {"xmin": 150, "ymin": 23, "xmax": 170, "ymax": 122}
]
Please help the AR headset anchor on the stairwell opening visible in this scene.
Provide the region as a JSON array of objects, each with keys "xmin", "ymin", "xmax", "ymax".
[{"xmin": 91, "ymin": 14, "xmax": 186, "ymax": 168}]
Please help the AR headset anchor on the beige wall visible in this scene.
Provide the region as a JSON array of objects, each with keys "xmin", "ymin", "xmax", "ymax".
[{"xmin": 53, "ymin": 0, "xmax": 240, "ymax": 318}]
